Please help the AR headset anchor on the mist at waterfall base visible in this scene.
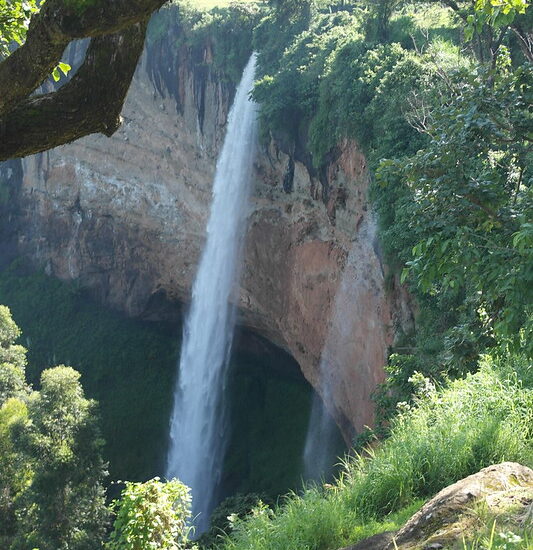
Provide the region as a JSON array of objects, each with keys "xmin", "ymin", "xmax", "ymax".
[
  {"xmin": 165, "ymin": 54, "xmax": 258, "ymax": 534},
  {"xmin": 303, "ymin": 390, "xmax": 345, "ymax": 482}
]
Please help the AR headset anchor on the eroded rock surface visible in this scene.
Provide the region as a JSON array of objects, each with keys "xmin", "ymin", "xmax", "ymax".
[
  {"xmin": 342, "ymin": 532, "xmax": 395, "ymax": 550},
  {"xmin": 341, "ymin": 462, "xmax": 533, "ymax": 550},
  {"xmin": 6, "ymin": 44, "xmax": 411, "ymax": 437}
]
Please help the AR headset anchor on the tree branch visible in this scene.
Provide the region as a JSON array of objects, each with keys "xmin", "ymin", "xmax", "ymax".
[
  {"xmin": 0, "ymin": 0, "xmax": 167, "ymax": 116},
  {"xmin": 0, "ymin": 22, "xmax": 148, "ymax": 161},
  {"xmin": 511, "ymin": 24, "xmax": 533, "ymax": 63}
]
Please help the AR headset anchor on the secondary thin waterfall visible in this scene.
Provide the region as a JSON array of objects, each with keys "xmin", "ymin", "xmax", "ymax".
[
  {"xmin": 303, "ymin": 387, "xmax": 339, "ymax": 482},
  {"xmin": 166, "ymin": 54, "xmax": 258, "ymax": 533},
  {"xmin": 304, "ymin": 214, "xmax": 383, "ymax": 480}
]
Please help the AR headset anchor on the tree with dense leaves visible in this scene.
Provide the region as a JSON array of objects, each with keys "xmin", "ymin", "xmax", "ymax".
[
  {"xmin": 0, "ymin": 305, "xmax": 27, "ymax": 405},
  {"xmin": 0, "ymin": 306, "xmax": 109, "ymax": 549},
  {"xmin": 11, "ymin": 366, "xmax": 109, "ymax": 550},
  {"xmin": 0, "ymin": 306, "xmax": 29, "ymax": 547},
  {"xmin": 372, "ymin": 51, "xmax": 532, "ymax": 421},
  {"xmin": 0, "ymin": 398, "xmax": 29, "ymax": 547}
]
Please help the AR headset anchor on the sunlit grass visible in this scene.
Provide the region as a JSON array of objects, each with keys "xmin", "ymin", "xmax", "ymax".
[
  {"xmin": 219, "ymin": 359, "xmax": 533, "ymax": 550},
  {"xmin": 461, "ymin": 519, "xmax": 532, "ymax": 550}
]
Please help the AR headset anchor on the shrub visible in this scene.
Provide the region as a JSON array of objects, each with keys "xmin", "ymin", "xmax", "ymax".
[{"xmin": 107, "ymin": 478, "xmax": 193, "ymax": 550}]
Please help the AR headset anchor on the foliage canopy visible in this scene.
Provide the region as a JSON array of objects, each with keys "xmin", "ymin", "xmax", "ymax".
[{"xmin": 0, "ymin": 306, "xmax": 108, "ymax": 550}]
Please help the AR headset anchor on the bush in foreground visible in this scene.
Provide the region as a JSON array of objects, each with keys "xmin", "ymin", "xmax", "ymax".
[{"xmin": 107, "ymin": 477, "xmax": 194, "ymax": 550}]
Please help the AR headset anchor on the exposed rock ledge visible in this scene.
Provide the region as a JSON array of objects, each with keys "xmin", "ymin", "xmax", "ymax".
[
  {"xmin": 4, "ymin": 42, "xmax": 412, "ymax": 438},
  {"xmin": 341, "ymin": 462, "xmax": 533, "ymax": 550}
]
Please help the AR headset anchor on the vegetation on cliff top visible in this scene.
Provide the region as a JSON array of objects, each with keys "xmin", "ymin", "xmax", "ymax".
[
  {"xmin": 146, "ymin": 0, "xmax": 260, "ymax": 91},
  {"xmin": 249, "ymin": 0, "xmax": 532, "ymax": 424}
]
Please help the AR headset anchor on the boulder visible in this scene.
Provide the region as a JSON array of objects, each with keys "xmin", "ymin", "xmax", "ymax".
[
  {"xmin": 340, "ymin": 531, "xmax": 395, "ymax": 550},
  {"xmin": 341, "ymin": 462, "xmax": 533, "ymax": 550}
]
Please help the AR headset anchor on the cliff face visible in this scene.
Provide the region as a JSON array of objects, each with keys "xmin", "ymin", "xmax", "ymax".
[{"xmin": 7, "ymin": 43, "xmax": 411, "ymax": 438}]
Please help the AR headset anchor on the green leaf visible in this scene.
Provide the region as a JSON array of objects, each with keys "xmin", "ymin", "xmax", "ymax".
[{"xmin": 58, "ymin": 62, "xmax": 71, "ymax": 76}]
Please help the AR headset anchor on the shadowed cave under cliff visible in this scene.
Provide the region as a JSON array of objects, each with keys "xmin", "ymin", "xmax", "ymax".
[{"xmin": 0, "ymin": 259, "xmax": 344, "ymax": 506}]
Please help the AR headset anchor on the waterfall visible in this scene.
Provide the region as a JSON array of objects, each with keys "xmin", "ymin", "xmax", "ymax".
[
  {"xmin": 303, "ymin": 334, "xmax": 344, "ymax": 482},
  {"xmin": 304, "ymin": 214, "xmax": 383, "ymax": 480},
  {"xmin": 303, "ymin": 390, "xmax": 339, "ymax": 481},
  {"xmin": 166, "ymin": 54, "xmax": 258, "ymax": 533}
]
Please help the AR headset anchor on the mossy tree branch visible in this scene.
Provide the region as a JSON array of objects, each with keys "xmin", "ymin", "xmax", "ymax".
[
  {"xmin": 0, "ymin": 23, "xmax": 148, "ymax": 160},
  {"xmin": 0, "ymin": 0, "xmax": 168, "ymax": 161}
]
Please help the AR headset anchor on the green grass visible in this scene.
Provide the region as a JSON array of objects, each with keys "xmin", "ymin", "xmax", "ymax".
[
  {"xmin": 220, "ymin": 493, "xmax": 423, "ymax": 550},
  {"xmin": 342, "ymin": 357, "xmax": 533, "ymax": 518},
  {"xmin": 217, "ymin": 356, "xmax": 533, "ymax": 550},
  {"xmin": 460, "ymin": 519, "xmax": 532, "ymax": 550}
]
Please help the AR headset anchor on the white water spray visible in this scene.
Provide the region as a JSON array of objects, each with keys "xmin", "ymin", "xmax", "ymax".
[
  {"xmin": 303, "ymin": 388, "xmax": 339, "ymax": 482},
  {"xmin": 304, "ymin": 214, "xmax": 386, "ymax": 480},
  {"xmin": 166, "ymin": 54, "xmax": 258, "ymax": 533}
]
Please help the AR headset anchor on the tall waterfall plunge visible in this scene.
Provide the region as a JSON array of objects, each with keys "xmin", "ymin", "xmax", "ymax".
[{"xmin": 166, "ymin": 54, "xmax": 258, "ymax": 533}]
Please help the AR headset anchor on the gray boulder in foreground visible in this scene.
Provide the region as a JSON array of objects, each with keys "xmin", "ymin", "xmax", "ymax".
[{"xmin": 341, "ymin": 462, "xmax": 533, "ymax": 550}]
